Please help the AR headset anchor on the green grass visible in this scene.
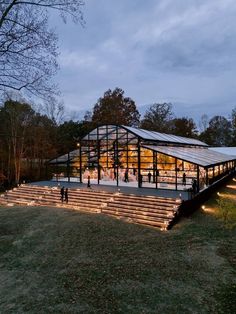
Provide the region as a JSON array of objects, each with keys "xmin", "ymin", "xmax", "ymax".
[{"xmin": 0, "ymin": 180, "xmax": 236, "ymax": 313}]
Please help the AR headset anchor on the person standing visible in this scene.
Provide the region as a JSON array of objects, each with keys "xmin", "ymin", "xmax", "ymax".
[
  {"xmin": 156, "ymin": 169, "xmax": 159, "ymax": 180},
  {"xmin": 87, "ymin": 175, "xmax": 91, "ymax": 188},
  {"xmin": 64, "ymin": 188, "xmax": 68, "ymax": 203},
  {"xmin": 148, "ymin": 171, "xmax": 152, "ymax": 183},
  {"xmin": 192, "ymin": 179, "xmax": 197, "ymax": 194},
  {"xmin": 60, "ymin": 186, "xmax": 64, "ymax": 202},
  {"xmin": 124, "ymin": 169, "xmax": 129, "ymax": 182},
  {"xmin": 182, "ymin": 172, "xmax": 186, "ymax": 186}
]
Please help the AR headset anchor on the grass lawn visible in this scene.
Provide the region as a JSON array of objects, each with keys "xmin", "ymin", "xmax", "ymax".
[{"xmin": 0, "ymin": 181, "xmax": 236, "ymax": 313}]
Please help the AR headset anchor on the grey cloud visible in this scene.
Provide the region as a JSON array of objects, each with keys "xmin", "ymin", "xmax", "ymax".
[{"xmin": 49, "ymin": 0, "xmax": 236, "ymax": 121}]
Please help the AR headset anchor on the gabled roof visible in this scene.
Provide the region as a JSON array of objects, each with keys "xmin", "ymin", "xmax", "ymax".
[
  {"xmin": 82, "ymin": 124, "xmax": 208, "ymax": 147},
  {"xmin": 143, "ymin": 145, "xmax": 236, "ymax": 167},
  {"xmin": 124, "ymin": 126, "xmax": 207, "ymax": 146}
]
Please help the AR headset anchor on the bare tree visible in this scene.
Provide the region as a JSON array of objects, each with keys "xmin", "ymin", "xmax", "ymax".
[
  {"xmin": 198, "ymin": 114, "xmax": 209, "ymax": 133},
  {"xmin": 0, "ymin": 1, "xmax": 84, "ymax": 99},
  {"xmin": 43, "ymin": 99, "xmax": 65, "ymax": 125}
]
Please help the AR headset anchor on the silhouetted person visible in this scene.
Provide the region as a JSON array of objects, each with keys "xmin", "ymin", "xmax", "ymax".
[
  {"xmin": 156, "ymin": 169, "xmax": 160, "ymax": 184},
  {"xmin": 192, "ymin": 179, "xmax": 197, "ymax": 194},
  {"xmin": 124, "ymin": 169, "xmax": 129, "ymax": 182},
  {"xmin": 148, "ymin": 171, "xmax": 152, "ymax": 183},
  {"xmin": 182, "ymin": 172, "xmax": 186, "ymax": 186},
  {"xmin": 64, "ymin": 188, "xmax": 68, "ymax": 203},
  {"xmin": 87, "ymin": 175, "xmax": 91, "ymax": 188},
  {"xmin": 60, "ymin": 186, "xmax": 64, "ymax": 202}
]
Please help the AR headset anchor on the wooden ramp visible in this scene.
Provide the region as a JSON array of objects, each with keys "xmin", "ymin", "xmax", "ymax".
[{"xmin": 0, "ymin": 184, "xmax": 181, "ymax": 230}]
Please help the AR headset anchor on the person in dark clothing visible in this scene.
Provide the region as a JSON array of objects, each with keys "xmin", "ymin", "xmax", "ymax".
[
  {"xmin": 182, "ymin": 172, "xmax": 186, "ymax": 186},
  {"xmin": 148, "ymin": 171, "xmax": 152, "ymax": 183},
  {"xmin": 156, "ymin": 169, "xmax": 160, "ymax": 184},
  {"xmin": 60, "ymin": 186, "xmax": 64, "ymax": 202},
  {"xmin": 64, "ymin": 188, "xmax": 68, "ymax": 203},
  {"xmin": 124, "ymin": 169, "xmax": 129, "ymax": 182},
  {"xmin": 87, "ymin": 175, "xmax": 91, "ymax": 188},
  {"xmin": 192, "ymin": 179, "xmax": 197, "ymax": 194}
]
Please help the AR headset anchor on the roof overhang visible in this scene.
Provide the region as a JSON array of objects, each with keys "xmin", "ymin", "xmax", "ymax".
[{"xmin": 142, "ymin": 145, "xmax": 236, "ymax": 168}]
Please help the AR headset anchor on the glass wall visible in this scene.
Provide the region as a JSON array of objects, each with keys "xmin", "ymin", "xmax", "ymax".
[
  {"xmin": 49, "ymin": 125, "xmax": 235, "ymax": 192},
  {"xmin": 78, "ymin": 125, "xmax": 139, "ymax": 186}
]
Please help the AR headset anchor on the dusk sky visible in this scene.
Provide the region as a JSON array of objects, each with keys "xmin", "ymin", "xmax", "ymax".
[{"xmin": 51, "ymin": 0, "xmax": 236, "ymax": 122}]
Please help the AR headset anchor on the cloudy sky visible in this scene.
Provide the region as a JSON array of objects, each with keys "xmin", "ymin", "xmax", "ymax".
[{"xmin": 52, "ymin": 0, "xmax": 236, "ymax": 122}]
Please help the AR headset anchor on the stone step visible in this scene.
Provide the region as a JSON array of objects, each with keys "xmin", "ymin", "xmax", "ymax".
[
  {"xmin": 1, "ymin": 184, "xmax": 180, "ymax": 230},
  {"xmin": 17, "ymin": 186, "xmax": 112, "ymax": 198},
  {"xmin": 5, "ymin": 193, "xmax": 105, "ymax": 209},
  {"xmin": 117, "ymin": 193, "xmax": 178, "ymax": 204},
  {"xmin": 50, "ymin": 192, "xmax": 112, "ymax": 201},
  {"xmin": 7, "ymin": 189, "xmax": 112, "ymax": 203},
  {"xmin": 102, "ymin": 212, "xmax": 166, "ymax": 228},
  {"xmin": 102, "ymin": 207, "xmax": 175, "ymax": 219},
  {"xmin": 105, "ymin": 203, "xmax": 176, "ymax": 216},
  {"xmin": 107, "ymin": 199, "xmax": 176, "ymax": 210}
]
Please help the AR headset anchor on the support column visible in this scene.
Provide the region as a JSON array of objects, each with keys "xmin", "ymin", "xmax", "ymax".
[
  {"xmin": 116, "ymin": 126, "xmax": 119, "ymax": 187},
  {"xmin": 67, "ymin": 152, "xmax": 70, "ymax": 183},
  {"xmin": 153, "ymin": 151, "xmax": 156, "ymax": 186},
  {"xmin": 45, "ymin": 161, "xmax": 48, "ymax": 180},
  {"xmin": 106, "ymin": 125, "xmax": 109, "ymax": 168},
  {"xmin": 206, "ymin": 168, "xmax": 208, "ymax": 186},
  {"xmin": 97, "ymin": 127, "xmax": 100, "ymax": 185},
  {"xmin": 175, "ymin": 158, "xmax": 177, "ymax": 191},
  {"xmin": 155, "ymin": 152, "xmax": 158, "ymax": 189},
  {"xmin": 56, "ymin": 157, "xmax": 59, "ymax": 182},
  {"xmin": 197, "ymin": 165, "xmax": 200, "ymax": 192},
  {"xmin": 138, "ymin": 139, "xmax": 141, "ymax": 188},
  {"xmin": 126, "ymin": 132, "xmax": 129, "ymax": 169},
  {"xmin": 79, "ymin": 142, "xmax": 82, "ymax": 183}
]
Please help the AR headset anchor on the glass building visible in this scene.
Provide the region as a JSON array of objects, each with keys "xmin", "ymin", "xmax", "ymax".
[{"xmin": 49, "ymin": 125, "xmax": 236, "ymax": 192}]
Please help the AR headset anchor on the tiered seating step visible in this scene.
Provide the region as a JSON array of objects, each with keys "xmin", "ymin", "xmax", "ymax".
[
  {"xmin": 102, "ymin": 193, "xmax": 180, "ymax": 230},
  {"xmin": 0, "ymin": 185, "xmax": 181, "ymax": 229},
  {"xmin": 0, "ymin": 185, "xmax": 113, "ymax": 213}
]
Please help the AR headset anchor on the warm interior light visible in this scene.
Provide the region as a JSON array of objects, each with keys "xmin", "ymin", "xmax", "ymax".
[
  {"xmin": 201, "ymin": 205, "xmax": 206, "ymax": 210},
  {"xmin": 217, "ymin": 192, "xmax": 220, "ymax": 196}
]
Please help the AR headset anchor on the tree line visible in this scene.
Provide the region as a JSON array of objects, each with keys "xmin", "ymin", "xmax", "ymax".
[
  {"xmin": 0, "ymin": 87, "xmax": 235, "ymax": 187},
  {"xmin": 1, "ymin": 3, "xmax": 234, "ymax": 188}
]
